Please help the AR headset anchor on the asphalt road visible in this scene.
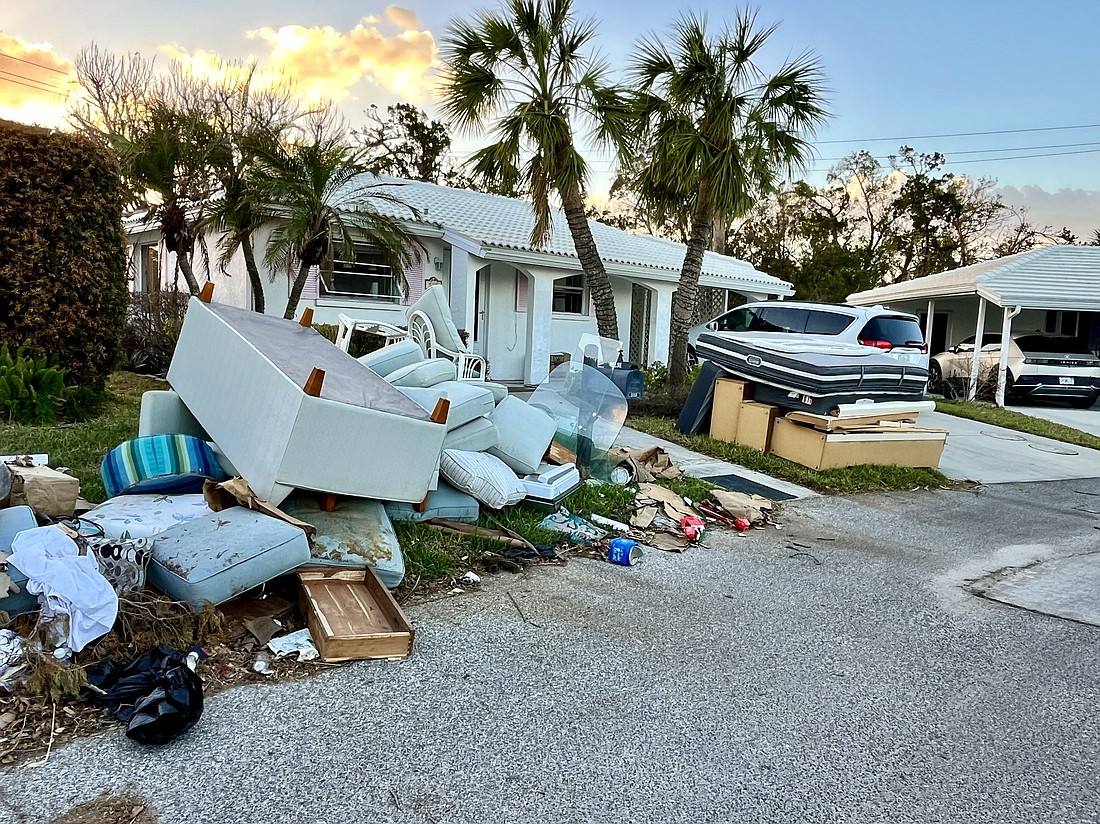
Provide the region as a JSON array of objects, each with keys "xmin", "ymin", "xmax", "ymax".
[{"xmin": 5, "ymin": 479, "xmax": 1100, "ymax": 824}]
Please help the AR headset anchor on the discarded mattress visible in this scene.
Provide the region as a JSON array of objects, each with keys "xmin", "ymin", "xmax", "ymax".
[
  {"xmin": 280, "ymin": 494, "xmax": 405, "ymax": 588},
  {"xmin": 148, "ymin": 506, "xmax": 311, "ymax": 611},
  {"xmin": 0, "ymin": 505, "xmax": 39, "ymax": 617},
  {"xmin": 695, "ymin": 333, "xmax": 928, "ymax": 414},
  {"xmin": 81, "ymin": 494, "xmax": 213, "ymax": 540},
  {"xmin": 385, "ymin": 481, "xmax": 480, "ymax": 524},
  {"xmin": 167, "ymin": 299, "xmax": 447, "ymax": 505},
  {"xmin": 101, "ymin": 435, "xmax": 225, "ymax": 498}
]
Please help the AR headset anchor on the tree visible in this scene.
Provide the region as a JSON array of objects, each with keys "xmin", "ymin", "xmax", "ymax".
[
  {"xmin": 440, "ymin": 0, "xmax": 632, "ymax": 340},
  {"xmin": 630, "ymin": 11, "xmax": 829, "ymax": 386},
  {"xmin": 249, "ymin": 112, "xmax": 421, "ymax": 320},
  {"xmin": 201, "ymin": 63, "xmax": 300, "ymax": 313},
  {"xmin": 357, "ymin": 103, "xmax": 451, "ymax": 183}
]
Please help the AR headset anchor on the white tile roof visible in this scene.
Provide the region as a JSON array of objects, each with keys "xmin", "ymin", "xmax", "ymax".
[
  {"xmin": 848, "ymin": 246, "xmax": 1100, "ymax": 311},
  {"xmin": 350, "ymin": 176, "xmax": 792, "ymax": 295}
]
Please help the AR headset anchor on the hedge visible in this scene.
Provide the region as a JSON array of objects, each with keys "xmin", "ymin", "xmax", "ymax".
[{"xmin": 0, "ymin": 119, "xmax": 128, "ymax": 390}]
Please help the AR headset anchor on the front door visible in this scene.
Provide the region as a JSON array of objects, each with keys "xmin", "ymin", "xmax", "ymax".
[{"xmin": 473, "ymin": 267, "xmax": 489, "ymax": 356}]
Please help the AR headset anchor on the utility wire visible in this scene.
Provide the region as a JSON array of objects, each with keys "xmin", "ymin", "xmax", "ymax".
[
  {"xmin": 0, "ymin": 50, "xmax": 70, "ymax": 76},
  {"xmin": 0, "ymin": 68, "xmax": 65, "ymax": 94},
  {"xmin": 0, "ymin": 74, "xmax": 68, "ymax": 97},
  {"xmin": 813, "ymin": 123, "xmax": 1100, "ymax": 144},
  {"xmin": 810, "ymin": 140, "xmax": 1100, "ymax": 165}
]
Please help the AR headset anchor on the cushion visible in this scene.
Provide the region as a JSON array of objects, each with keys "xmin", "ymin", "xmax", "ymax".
[
  {"xmin": 138, "ymin": 390, "xmax": 209, "ymax": 440},
  {"xmin": 385, "ymin": 481, "xmax": 480, "ymax": 524},
  {"xmin": 487, "ymin": 396, "xmax": 558, "ymax": 474},
  {"xmin": 100, "ymin": 435, "xmax": 227, "ymax": 498},
  {"xmin": 357, "ymin": 339, "xmax": 424, "ymax": 377},
  {"xmin": 409, "ymin": 285, "xmax": 466, "ymax": 353},
  {"xmin": 442, "ymin": 417, "xmax": 499, "ymax": 452},
  {"xmin": 385, "ymin": 358, "xmax": 457, "ymax": 388},
  {"xmin": 440, "ymin": 450, "xmax": 526, "ymax": 509},
  {"xmin": 0, "ymin": 505, "xmax": 40, "ymax": 617},
  {"xmin": 399, "ymin": 381, "xmax": 496, "ymax": 431},
  {"xmin": 483, "ymin": 382, "xmax": 510, "ymax": 405},
  {"xmin": 80, "ymin": 494, "xmax": 214, "ymax": 540}
]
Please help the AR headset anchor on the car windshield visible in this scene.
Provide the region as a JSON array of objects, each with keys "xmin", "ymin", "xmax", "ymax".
[
  {"xmin": 1014, "ymin": 335, "xmax": 1092, "ymax": 355},
  {"xmin": 860, "ymin": 316, "xmax": 925, "ymax": 347}
]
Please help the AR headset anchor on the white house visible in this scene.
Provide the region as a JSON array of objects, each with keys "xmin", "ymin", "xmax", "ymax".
[{"xmin": 126, "ymin": 177, "xmax": 793, "ymax": 385}]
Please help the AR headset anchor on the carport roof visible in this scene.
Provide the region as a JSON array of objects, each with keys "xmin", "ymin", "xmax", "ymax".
[{"xmin": 847, "ymin": 246, "xmax": 1100, "ymax": 311}]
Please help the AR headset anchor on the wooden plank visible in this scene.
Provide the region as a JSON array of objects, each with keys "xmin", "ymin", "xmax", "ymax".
[{"xmin": 786, "ymin": 410, "xmax": 921, "ymax": 432}]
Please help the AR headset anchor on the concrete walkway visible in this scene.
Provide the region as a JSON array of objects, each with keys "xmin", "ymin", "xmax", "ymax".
[
  {"xmin": 919, "ymin": 410, "xmax": 1100, "ymax": 484},
  {"xmin": 1014, "ymin": 400, "xmax": 1100, "ymax": 439}
]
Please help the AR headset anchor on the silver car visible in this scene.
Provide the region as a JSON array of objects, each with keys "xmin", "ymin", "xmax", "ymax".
[{"xmin": 688, "ymin": 301, "xmax": 930, "ymax": 368}]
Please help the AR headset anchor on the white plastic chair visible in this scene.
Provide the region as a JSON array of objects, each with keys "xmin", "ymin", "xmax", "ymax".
[{"xmin": 407, "ymin": 310, "xmax": 486, "ymax": 381}]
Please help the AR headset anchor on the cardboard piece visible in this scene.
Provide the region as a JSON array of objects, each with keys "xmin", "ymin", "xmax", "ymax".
[
  {"xmin": 5, "ymin": 464, "xmax": 79, "ymax": 517},
  {"xmin": 735, "ymin": 402, "xmax": 781, "ymax": 453},
  {"xmin": 770, "ymin": 417, "xmax": 947, "ymax": 470},
  {"xmin": 634, "ymin": 483, "xmax": 697, "ymax": 522},
  {"xmin": 203, "ymin": 478, "xmax": 316, "ymax": 539},
  {"xmin": 709, "ymin": 490, "xmax": 774, "ymax": 523},
  {"xmin": 709, "ymin": 378, "xmax": 753, "ymax": 442},
  {"xmin": 606, "ymin": 446, "xmax": 683, "ymax": 483},
  {"xmin": 297, "ymin": 566, "xmax": 414, "ymax": 662}
]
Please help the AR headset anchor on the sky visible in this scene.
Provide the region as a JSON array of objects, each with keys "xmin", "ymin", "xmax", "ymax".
[{"xmin": 3, "ymin": 0, "xmax": 1099, "ymax": 235}]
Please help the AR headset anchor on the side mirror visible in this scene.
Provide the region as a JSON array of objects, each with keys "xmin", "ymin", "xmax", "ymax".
[{"xmin": 707, "ymin": 321, "xmax": 718, "ymax": 331}]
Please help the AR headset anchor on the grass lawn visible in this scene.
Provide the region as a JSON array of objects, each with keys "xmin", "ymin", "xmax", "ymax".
[
  {"xmin": 933, "ymin": 398, "xmax": 1100, "ymax": 452},
  {"xmin": 0, "ymin": 372, "xmax": 165, "ymax": 503},
  {"xmin": 628, "ymin": 415, "xmax": 951, "ymax": 495}
]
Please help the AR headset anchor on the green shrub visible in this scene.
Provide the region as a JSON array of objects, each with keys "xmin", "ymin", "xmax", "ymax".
[
  {"xmin": 312, "ymin": 323, "xmax": 389, "ymax": 359},
  {"xmin": 0, "ymin": 120, "xmax": 128, "ymax": 390},
  {"xmin": 123, "ymin": 291, "xmax": 189, "ymax": 374},
  {"xmin": 0, "ymin": 343, "xmax": 67, "ymax": 423},
  {"xmin": 641, "ymin": 361, "xmax": 669, "ymax": 389}
]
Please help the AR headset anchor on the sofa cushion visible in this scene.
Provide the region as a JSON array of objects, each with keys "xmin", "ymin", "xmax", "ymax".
[
  {"xmin": 385, "ymin": 358, "xmax": 457, "ymax": 388},
  {"xmin": 385, "ymin": 481, "xmax": 480, "ymax": 524},
  {"xmin": 482, "ymin": 382, "xmax": 510, "ymax": 405},
  {"xmin": 487, "ymin": 396, "xmax": 558, "ymax": 474},
  {"xmin": 101, "ymin": 435, "xmax": 226, "ymax": 498},
  {"xmin": 440, "ymin": 450, "xmax": 526, "ymax": 510},
  {"xmin": 399, "ymin": 381, "xmax": 496, "ymax": 431},
  {"xmin": 442, "ymin": 416, "xmax": 499, "ymax": 452},
  {"xmin": 357, "ymin": 339, "xmax": 424, "ymax": 377},
  {"xmin": 138, "ymin": 390, "xmax": 209, "ymax": 440},
  {"xmin": 409, "ymin": 285, "xmax": 465, "ymax": 353}
]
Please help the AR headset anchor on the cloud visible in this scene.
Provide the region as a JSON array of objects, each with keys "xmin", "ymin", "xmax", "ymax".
[
  {"xmin": 996, "ymin": 185, "xmax": 1100, "ymax": 240},
  {"xmin": 0, "ymin": 31, "xmax": 77, "ymax": 128},
  {"xmin": 242, "ymin": 15, "xmax": 438, "ymax": 105}
]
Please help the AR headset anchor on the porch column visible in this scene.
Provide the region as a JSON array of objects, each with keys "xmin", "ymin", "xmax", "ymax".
[
  {"xmin": 649, "ymin": 284, "xmax": 675, "ymax": 365},
  {"xmin": 924, "ymin": 299, "xmax": 936, "ymax": 345},
  {"xmin": 967, "ymin": 297, "xmax": 987, "ymax": 401},
  {"xmin": 524, "ymin": 271, "xmax": 555, "ymax": 385},
  {"xmin": 448, "ymin": 249, "xmax": 477, "ymax": 334},
  {"xmin": 995, "ymin": 306, "xmax": 1022, "ymax": 407}
]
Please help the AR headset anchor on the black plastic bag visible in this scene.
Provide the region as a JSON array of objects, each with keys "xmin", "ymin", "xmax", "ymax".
[{"xmin": 86, "ymin": 645, "xmax": 203, "ymax": 745}]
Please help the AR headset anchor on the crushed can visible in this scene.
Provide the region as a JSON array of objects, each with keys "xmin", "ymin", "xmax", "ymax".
[{"xmin": 607, "ymin": 537, "xmax": 645, "ymax": 566}]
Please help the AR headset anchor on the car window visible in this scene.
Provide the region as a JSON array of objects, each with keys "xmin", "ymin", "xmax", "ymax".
[
  {"xmin": 757, "ymin": 306, "xmax": 809, "ymax": 334},
  {"xmin": 715, "ymin": 306, "xmax": 776, "ymax": 332},
  {"xmin": 1014, "ymin": 335, "xmax": 1091, "ymax": 355},
  {"xmin": 804, "ymin": 310, "xmax": 855, "ymax": 335},
  {"xmin": 860, "ymin": 316, "xmax": 925, "ymax": 347}
]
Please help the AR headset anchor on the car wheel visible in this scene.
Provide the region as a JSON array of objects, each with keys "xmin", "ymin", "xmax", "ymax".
[
  {"xmin": 1069, "ymin": 395, "xmax": 1098, "ymax": 409},
  {"xmin": 928, "ymin": 362, "xmax": 953, "ymax": 398},
  {"xmin": 686, "ymin": 346, "xmax": 699, "ymax": 369}
]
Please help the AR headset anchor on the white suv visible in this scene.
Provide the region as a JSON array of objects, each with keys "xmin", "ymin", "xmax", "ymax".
[{"xmin": 687, "ymin": 301, "xmax": 929, "ymax": 368}]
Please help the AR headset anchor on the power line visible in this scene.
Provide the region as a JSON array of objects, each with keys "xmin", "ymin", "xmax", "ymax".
[
  {"xmin": 0, "ymin": 74, "xmax": 68, "ymax": 97},
  {"xmin": 0, "ymin": 50, "xmax": 70, "ymax": 77},
  {"xmin": 811, "ymin": 140, "xmax": 1100, "ymax": 165},
  {"xmin": 0, "ymin": 68, "xmax": 65, "ymax": 94},
  {"xmin": 814, "ymin": 123, "xmax": 1100, "ymax": 145},
  {"xmin": 946, "ymin": 147, "xmax": 1100, "ymax": 165}
]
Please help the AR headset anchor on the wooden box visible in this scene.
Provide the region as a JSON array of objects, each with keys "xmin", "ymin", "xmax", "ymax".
[
  {"xmin": 770, "ymin": 417, "xmax": 947, "ymax": 470},
  {"xmin": 708, "ymin": 378, "xmax": 753, "ymax": 442},
  {"xmin": 297, "ymin": 566, "xmax": 414, "ymax": 662},
  {"xmin": 735, "ymin": 401, "xmax": 780, "ymax": 452}
]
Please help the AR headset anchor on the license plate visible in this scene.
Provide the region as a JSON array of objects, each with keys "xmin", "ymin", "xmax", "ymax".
[
  {"xmin": 896, "ymin": 354, "xmax": 911, "ymax": 363},
  {"xmin": 1059, "ymin": 376, "xmax": 1074, "ymax": 385}
]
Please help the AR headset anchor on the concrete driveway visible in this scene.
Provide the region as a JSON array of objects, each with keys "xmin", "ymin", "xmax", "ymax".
[
  {"xmin": 919, "ymin": 410, "xmax": 1100, "ymax": 484},
  {"xmin": 1010, "ymin": 398, "xmax": 1100, "ymax": 439},
  {"xmin": 6, "ymin": 480, "xmax": 1100, "ymax": 824}
]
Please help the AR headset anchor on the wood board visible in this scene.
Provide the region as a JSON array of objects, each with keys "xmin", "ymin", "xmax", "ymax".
[
  {"xmin": 297, "ymin": 566, "xmax": 414, "ymax": 662},
  {"xmin": 785, "ymin": 410, "xmax": 922, "ymax": 432}
]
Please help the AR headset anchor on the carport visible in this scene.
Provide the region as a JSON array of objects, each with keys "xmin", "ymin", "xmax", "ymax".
[{"xmin": 848, "ymin": 246, "xmax": 1100, "ymax": 406}]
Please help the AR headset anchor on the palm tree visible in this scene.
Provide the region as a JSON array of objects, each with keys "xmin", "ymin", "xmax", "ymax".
[
  {"xmin": 630, "ymin": 11, "xmax": 830, "ymax": 386},
  {"xmin": 250, "ymin": 114, "xmax": 421, "ymax": 320},
  {"xmin": 440, "ymin": 0, "xmax": 632, "ymax": 340}
]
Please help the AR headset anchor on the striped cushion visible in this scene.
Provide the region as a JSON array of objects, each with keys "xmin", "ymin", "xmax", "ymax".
[{"xmin": 100, "ymin": 435, "xmax": 226, "ymax": 498}]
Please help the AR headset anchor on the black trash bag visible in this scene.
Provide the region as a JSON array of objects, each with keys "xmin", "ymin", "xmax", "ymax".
[{"xmin": 85, "ymin": 645, "xmax": 203, "ymax": 746}]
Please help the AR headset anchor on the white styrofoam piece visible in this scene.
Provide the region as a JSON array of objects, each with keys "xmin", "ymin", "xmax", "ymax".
[{"xmin": 834, "ymin": 400, "xmax": 938, "ymax": 418}]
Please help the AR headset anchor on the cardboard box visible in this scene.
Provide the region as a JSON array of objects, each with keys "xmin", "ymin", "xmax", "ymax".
[
  {"xmin": 297, "ymin": 566, "xmax": 414, "ymax": 662},
  {"xmin": 709, "ymin": 378, "xmax": 753, "ymax": 442},
  {"xmin": 735, "ymin": 401, "xmax": 780, "ymax": 452},
  {"xmin": 5, "ymin": 464, "xmax": 79, "ymax": 517},
  {"xmin": 770, "ymin": 417, "xmax": 947, "ymax": 470}
]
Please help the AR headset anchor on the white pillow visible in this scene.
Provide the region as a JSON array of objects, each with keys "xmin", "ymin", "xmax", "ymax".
[
  {"xmin": 440, "ymin": 449, "xmax": 526, "ymax": 509},
  {"xmin": 385, "ymin": 359, "xmax": 456, "ymax": 388}
]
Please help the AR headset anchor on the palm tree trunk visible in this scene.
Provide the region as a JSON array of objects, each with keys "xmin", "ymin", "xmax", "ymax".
[
  {"xmin": 241, "ymin": 235, "xmax": 265, "ymax": 314},
  {"xmin": 669, "ymin": 196, "xmax": 715, "ymax": 389},
  {"xmin": 284, "ymin": 258, "xmax": 313, "ymax": 320},
  {"xmin": 176, "ymin": 253, "xmax": 201, "ymax": 296},
  {"xmin": 561, "ymin": 185, "xmax": 619, "ymax": 341}
]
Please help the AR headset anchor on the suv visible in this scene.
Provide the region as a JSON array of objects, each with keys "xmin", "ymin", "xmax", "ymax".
[
  {"xmin": 929, "ymin": 334, "xmax": 1100, "ymax": 408},
  {"xmin": 687, "ymin": 301, "xmax": 929, "ymax": 368}
]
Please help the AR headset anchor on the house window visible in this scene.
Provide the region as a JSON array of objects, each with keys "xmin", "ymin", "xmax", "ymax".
[
  {"xmin": 140, "ymin": 243, "xmax": 160, "ymax": 292},
  {"xmin": 552, "ymin": 275, "xmax": 586, "ymax": 314},
  {"xmin": 322, "ymin": 245, "xmax": 400, "ymax": 301}
]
